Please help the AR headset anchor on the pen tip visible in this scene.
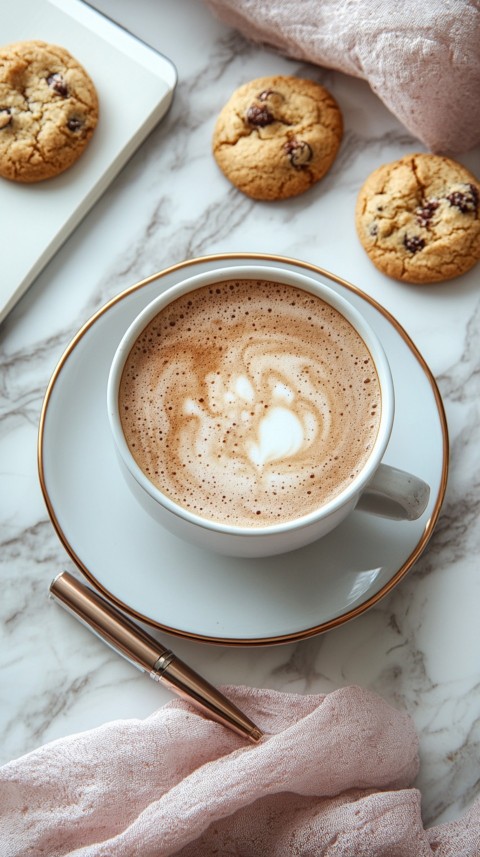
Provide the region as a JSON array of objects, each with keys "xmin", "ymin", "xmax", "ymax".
[{"xmin": 249, "ymin": 727, "xmax": 264, "ymax": 743}]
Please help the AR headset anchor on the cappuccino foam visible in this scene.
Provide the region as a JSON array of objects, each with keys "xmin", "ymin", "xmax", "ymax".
[{"xmin": 119, "ymin": 279, "xmax": 381, "ymax": 527}]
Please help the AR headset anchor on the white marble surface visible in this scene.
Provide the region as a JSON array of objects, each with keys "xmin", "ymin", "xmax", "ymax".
[{"xmin": 1, "ymin": 0, "xmax": 479, "ymax": 833}]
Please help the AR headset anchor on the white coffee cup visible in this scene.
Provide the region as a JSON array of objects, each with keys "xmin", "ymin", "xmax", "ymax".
[{"xmin": 107, "ymin": 266, "xmax": 430, "ymax": 557}]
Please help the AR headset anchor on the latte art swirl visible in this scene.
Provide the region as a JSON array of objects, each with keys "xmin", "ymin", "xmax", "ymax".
[{"xmin": 119, "ymin": 280, "xmax": 382, "ymax": 526}]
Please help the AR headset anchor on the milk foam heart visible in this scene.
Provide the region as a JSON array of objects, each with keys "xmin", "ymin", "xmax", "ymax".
[
  {"xmin": 247, "ymin": 405, "xmax": 305, "ymax": 466},
  {"xmin": 118, "ymin": 279, "xmax": 382, "ymax": 527}
]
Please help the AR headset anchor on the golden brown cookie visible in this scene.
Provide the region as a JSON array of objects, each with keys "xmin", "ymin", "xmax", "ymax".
[
  {"xmin": 355, "ymin": 154, "xmax": 480, "ymax": 283},
  {"xmin": 0, "ymin": 40, "xmax": 98, "ymax": 183},
  {"xmin": 212, "ymin": 75, "xmax": 343, "ymax": 201}
]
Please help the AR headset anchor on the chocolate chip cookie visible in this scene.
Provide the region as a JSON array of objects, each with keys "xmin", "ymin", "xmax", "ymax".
[
  {"xmin": 212, "ymin": 75, "xmax": 343, "ymax": 200},
  {"xmin": 355, "ymin": 154, "xmax": 480, "ymax": 283},
  {"xmin": 0, "ymin": 40, "xmax": 98, "ymax": 182}
]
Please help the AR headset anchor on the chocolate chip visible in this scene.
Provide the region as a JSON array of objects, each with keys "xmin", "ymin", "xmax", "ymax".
[
  {"xmin": 0, "ymin": 108, "xmax": 12, "ymax": 129},
  {"xmin": 47, "ymin": 73, "xmax": 69, "ymax": 97},
  {"xmin": 246, "ymin": 104, "xmax": 275, "ymax": 127},
  {"xmin": 67, "ymin": 116, "xmax": 83, "ymax": 132},
  {"xmin": 369, "ymin": 222, "xmax": 378, "ymax": 236},
  {"xmin": 415, "ymin": 198, "xmax": 439, "ymax": 226},
  {"xmin": 446, "ymin": 183, "xmax": 479, "ymax": 214},
  {"xmin": 403, "ymin": 235, "xmax": 425, "ymax": 253},
  {"xmin": 258, "ymin": 89, "xmax": 281, "ymax": 102},
  {"xmin": 283, "ymin": 139, "xmax": 313, "ymax": 168}
]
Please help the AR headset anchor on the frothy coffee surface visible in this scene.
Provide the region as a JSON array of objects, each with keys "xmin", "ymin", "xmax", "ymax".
[{"xmin": 119, "ymin": 279, "xmax": 381, "ymax": 527}]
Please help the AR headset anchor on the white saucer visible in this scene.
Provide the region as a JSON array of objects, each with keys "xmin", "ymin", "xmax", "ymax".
[{"xmin": 38, "ymin": 254, "xmax": 448, "ymax": 645}]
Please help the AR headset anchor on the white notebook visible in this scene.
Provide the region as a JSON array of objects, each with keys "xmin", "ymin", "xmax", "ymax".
[{"xmin": 0, "ymin": 0, "xmax": 176, "ymax": 323}]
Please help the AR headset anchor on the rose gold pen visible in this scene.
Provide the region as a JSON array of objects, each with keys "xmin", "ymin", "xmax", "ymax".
[{"xmin": 49, "ymin": 572, "xmax": 263, "ymax": 743}]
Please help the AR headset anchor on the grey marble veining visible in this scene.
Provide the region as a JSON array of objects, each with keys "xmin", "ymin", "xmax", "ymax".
[{"xmin": 1, "ymin": 0, "xmax": 480, "ymax": 837}]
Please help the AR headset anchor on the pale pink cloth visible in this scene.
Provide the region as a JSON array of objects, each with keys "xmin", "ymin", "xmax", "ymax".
[
  {"xmin": 203, "ymin": 0, "xmax": 480, "ymax": 155},
  {"xmin": 1, "ymin": 686, "xmax": 479, "ymax": 855}
]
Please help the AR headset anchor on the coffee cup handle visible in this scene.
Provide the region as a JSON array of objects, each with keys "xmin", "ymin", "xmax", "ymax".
[{"xmin": 355, "ymin": 463, "xmax": 430, "ymax": 521}]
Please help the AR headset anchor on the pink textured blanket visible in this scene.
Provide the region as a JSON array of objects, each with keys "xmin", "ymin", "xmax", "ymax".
[
  {"xmin": 1, "ymin": 686, "xmax": 480, "ymax": 855},
  {"xmin": 203, "ymin": 0, "xmax": 480, "ymax": 155}
]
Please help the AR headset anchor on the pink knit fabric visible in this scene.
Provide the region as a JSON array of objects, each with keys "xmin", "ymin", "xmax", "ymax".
[
  {"xmin": 0, "ymin": 686, "xmax": 479, "ymax": 855},
  {"xmin": 202, "ymin": 0, "xmax": 480, "ymax": 155}
]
